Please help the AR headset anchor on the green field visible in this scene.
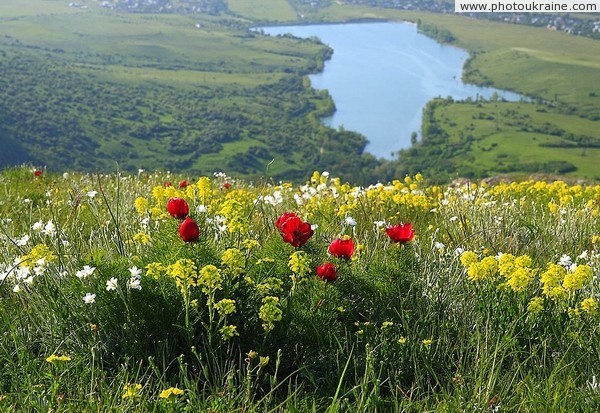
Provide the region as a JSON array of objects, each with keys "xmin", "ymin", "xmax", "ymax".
[
  {"xmin": 228, "ymin": 0, "xmax": 298, "ymax": 21},
  {"xmin": 416, "ymin": 100, "xmax": 600, "ymax": 179}
]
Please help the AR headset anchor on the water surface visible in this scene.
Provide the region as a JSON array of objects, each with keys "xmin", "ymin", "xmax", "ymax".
[{"xmin": 262, "ymin": 22, "xmax": 521, "ymax": 158}]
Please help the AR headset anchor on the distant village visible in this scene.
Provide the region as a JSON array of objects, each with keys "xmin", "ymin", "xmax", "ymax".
[{"xmin": 71, "ymin": 0, "xmax": 600, "ymax": 40}]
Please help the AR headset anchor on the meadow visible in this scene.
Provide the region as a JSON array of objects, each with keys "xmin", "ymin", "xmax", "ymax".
[{"xmin": 0, "ymin": 166, "xmax": 598, "ymax": 411}]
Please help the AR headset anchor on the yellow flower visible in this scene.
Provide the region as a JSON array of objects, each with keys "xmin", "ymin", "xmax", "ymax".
[
  {"xmin": 506, "ymin": 267, "xmax": 534, "ymax": 292},
  {"xmin": 422, "ymin": 339, "xmax": 433, "ymax": 348},
  {"xmin": 198, "ymin": 265, "xmax": 222, "ymax": 294},
  {"xmin": 221, "ymin": 248, "xmax": 245, "ymax": 276},
  {"xmin": 214, "ymin": 299, "xmax": 236, "ymax": 316},
  {"xmin": 132, "ymin": 232, "xmax": 151, "ymax": 245},
  {"xmin": 159, "ymin": 387, "xmax": 184, "ymax": 400},
  {"xmin": 467, "ymin": 256, "xmax": 498, "ymax": 282},
  {"xmin": 527, "ymin": 297, "xmax": 544, "ymax": 314},
  {"xmin": 459, "ymin": 251, "xmax": 478, "ymax": 268},
  {"xmin": 122, "ymin": 383, "xmax": 142, "ymax": 400},
  {"xmin": 581, "ymin": 298, "xmax": 598, "ymax": 315},
  {"xmin": 563, "ymin": 265, "xmax": 593, "ymax": 292},
  {"xmin": 397, "ymin": 337, "xmax": 407, "ymax": 344},
  {"xmin": 134, "ymin": 197, "xmax": 148, "ymax": 216},
  {"xmin": 259, "ymin": 296, "xmax": 282, "ymax": 332},
  {"xmin": 169, "ymin": 259, "xmax": 198, "ymax": 292},
  {"xmin": 45, "ymin": 354, "xmax": 71, "ymax": 365},
  {"xmin": 259, "ymin": 356, "xmax": 270, "ymax": 368},
  {"xmin": 219, "ymin": 325, "xmax": 239, "ymax": 340},
  {"xmin": 381, "ymin": 321, "xmax": 394, "ymax": 329},
  {"xmin": 288, "ymin": 251, "xmax": 311, "ymax": 278}
]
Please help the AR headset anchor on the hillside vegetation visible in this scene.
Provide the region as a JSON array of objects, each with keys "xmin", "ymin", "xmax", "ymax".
[
  {"xmin": 0, "ymin": 0, "xmax": 378, "ymax": 182},
  {"xmin": 1, "ymin": 0, "xmax": 599, "ymax": 183}
]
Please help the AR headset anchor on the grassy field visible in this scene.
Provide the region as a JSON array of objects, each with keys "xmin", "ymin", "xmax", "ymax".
[
  {"xmin": 430, "ymin": 101, "xmax": 600, "ymax": 179},
  {"xmin": 0, "ymin": 167, "xmax": 598, "ymax": 410},
  {"xmin": 228, "ymin": 0, "xmax": 298, "ymax": 21}
]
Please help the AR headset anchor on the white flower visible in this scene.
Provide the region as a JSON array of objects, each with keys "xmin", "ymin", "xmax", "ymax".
[
  {"xmin": 82, "ymin": 293, "xmax": 96, "ymax": 304},
  {"xmin": 588, "ymin": 375, "xmax": 599, "ymax": 392},
  {"xmin": 86, "ymin": 191, "xmax": 98, "ymax": 198},
  {"xmin": 23, "ymin": 275, "xmax": 34, "ymax": 285},
  {"xmin": 32, "ymin": 220, "xmax": 44, "ymax": 232},
  {"xmin": 129, "ymin": 266, "xmax": 142, "ymax": 278},
  {"xmin": 23, "ymin": 198, "xmax": 32, "ymax": 204},
  {"xmin": 76, "ymin": 265, "xmax": 96, "ymax": 279},
  {"xmin": 322, "ymin": 171, "xmax": 330, "ymax": 177},
  {"xmin": 13, "ymin": 284, "xmax": 20, "ymax": 293},
  {"xmin": 345, "ymin": 216, "xmax": 357, "ymax": 227},
  {"xmin": 441, "ymin": 199, "xmax": 450, "ymax": 206},
  {"xmin": 196, "ymin": 205, "xmax": 208, "ymax": 214},
  {"xmin": 558, "ymin": 254, "xmax": 572, "ymax": 268},
  {"xmin": 128, "ymin": 277, "xmax": 142, "ymax": 291},
  {"xmin": 62, "ymin": 172, "xmax": 69, "ymax": 179},
  {"xmin": 106, "ymin": 277, "xmax": 118, "ymax": 291},
  {"xmin": 434, "ymin": 242, "xmax": 445, "ymax": 250},
  {"xmin": 42, "ymin": 220, "xmax": 56, "ymax": 237},
  {"xmin": 15, "ymin": 235, "xmax": 30, "ymax": 247},
  {"xmin": 374, "ymin": 220, "xmax": 387, "ymax": 228},
  {"xmin": 454, "ymin": 247, "xmax": 465, "ymax": 257},
  {"xmin": 578, "ymin": 250, "xmax": 588, "ymax": 261},
  {"xmin": 14, "ymin": 266, "xmax": 31, "ymax": 281},
  {"xmin": 310, "ymin": 224, "xmax": 319, "ymax": 231},
  {"xmin": 449, "ymin": 216, "xmax": 459, "ymax": 222}
]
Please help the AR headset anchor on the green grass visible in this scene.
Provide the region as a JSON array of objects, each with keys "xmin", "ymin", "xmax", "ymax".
[{"xmin": 228, "ymin": 0, "xmax": 298, "ymax": 22}]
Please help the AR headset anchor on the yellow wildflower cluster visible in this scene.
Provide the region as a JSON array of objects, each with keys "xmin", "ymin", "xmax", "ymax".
[
  {"xmin": 198, "ymin": 265, "xmax": 223, "ymax": 294},
  {"xmin": 20, "ymin": 244, "xmax": 56, "ymax": 269},
  {"xmin": 259, "ymin": 296, "xmax": 282, "ymax": 333},
  {"xmin": 217, "ymin": 190, "xmax": 254, "ymax": 235},
  {"xmin": 256, "ymin": 277, "xmax": 283, "ymax": 296},
  {"xmin": 219, "ymin": 324, "xmax": 239, "ymax": 340},
  {"xmin": 45, "ymin": 354, "xmax": 71, "ymax": 365},
  {"xmin": 134, "ymin": 197, "xmax": 148, "ymax": 217},
  {"xmin": 122, "ymin": 383, "xmax": 142, "ymax": 400},
  {"xmin": 288, "ymin": 251, "xmax": 312, "ymax": 281},
  {"xmin": 461, "ymin": 254, "xmax": 498, "ymax": 282},
  {"xmin": 540, "ymin": 263, "xmax": 593, "ymax": 300},
  {"xmin": 497, "ymin": 254, "xmax": 535, "ymax": 292},
  {"xmin": 488, "ymin": 180, "xmax": 600, "ymax": 216},
  {"xmin": 159, "ymin": 387, "xmax": 184, "ymax": 400},
  {"xmin": 169, "ymin": 259, "xmax": 198, "ymax": 293},
  {"xmin": 214, "ymin": 298, "xmax": 236, "ymax": 316},
  {"xmin": 221, "ymin": 248, "xmax": 245, "ymax": 276},
  {"xmin": 581, "ymin": 298, "xmax": 598, "ymax": 315}
]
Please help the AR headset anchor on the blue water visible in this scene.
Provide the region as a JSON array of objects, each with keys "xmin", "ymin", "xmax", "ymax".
[{"xmin": 262, "ymin": 22, "xmax": 522, "ymax": 158}]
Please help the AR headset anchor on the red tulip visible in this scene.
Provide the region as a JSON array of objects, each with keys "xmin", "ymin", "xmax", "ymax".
[
  {"xmin": 179, "ymin": 217, "xmax": 199, "ymax": 242},
  {"xmin": 223, "ymin": 182, "xmax": 231, "ymax": 190},
  {"xmin": 163, "ymin": 181, "xmax": 172, "ymax": 188},
  {"xmin": 34, "ymin": 170, "xmax": 43, "ymax": 177},
  {"xmin": 328, "ymin": 237, "xmax": 354, "ymax": 259},
  {"xmin": 167, "ymin": 197, "xmax": 189, "ymax": 219},
  {"xmin": 386, "ymin": 223, "xmax": 415, "ymax": 244},
  {"xmin": 316, "ymin": 262, "xmax": 337, "ymax": 282},
  {"xmin": 179, "ymin": 180, "xmax": 188, "ymax": 189}
]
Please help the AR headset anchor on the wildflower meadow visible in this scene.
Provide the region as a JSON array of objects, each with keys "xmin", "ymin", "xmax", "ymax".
[{"xmin": 0, "ymin": 167, "xmax": 599, "ymax": 411}]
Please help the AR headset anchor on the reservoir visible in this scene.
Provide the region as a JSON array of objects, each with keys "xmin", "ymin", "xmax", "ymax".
[{"xmin": 262, "ymin": 22, "xmax": 522, "ymax": 158}]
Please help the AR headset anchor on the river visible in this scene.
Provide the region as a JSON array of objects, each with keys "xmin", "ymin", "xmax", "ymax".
[{"xmin": 262, "ymin": 22, "xmax": 522, "ymax": 158}]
